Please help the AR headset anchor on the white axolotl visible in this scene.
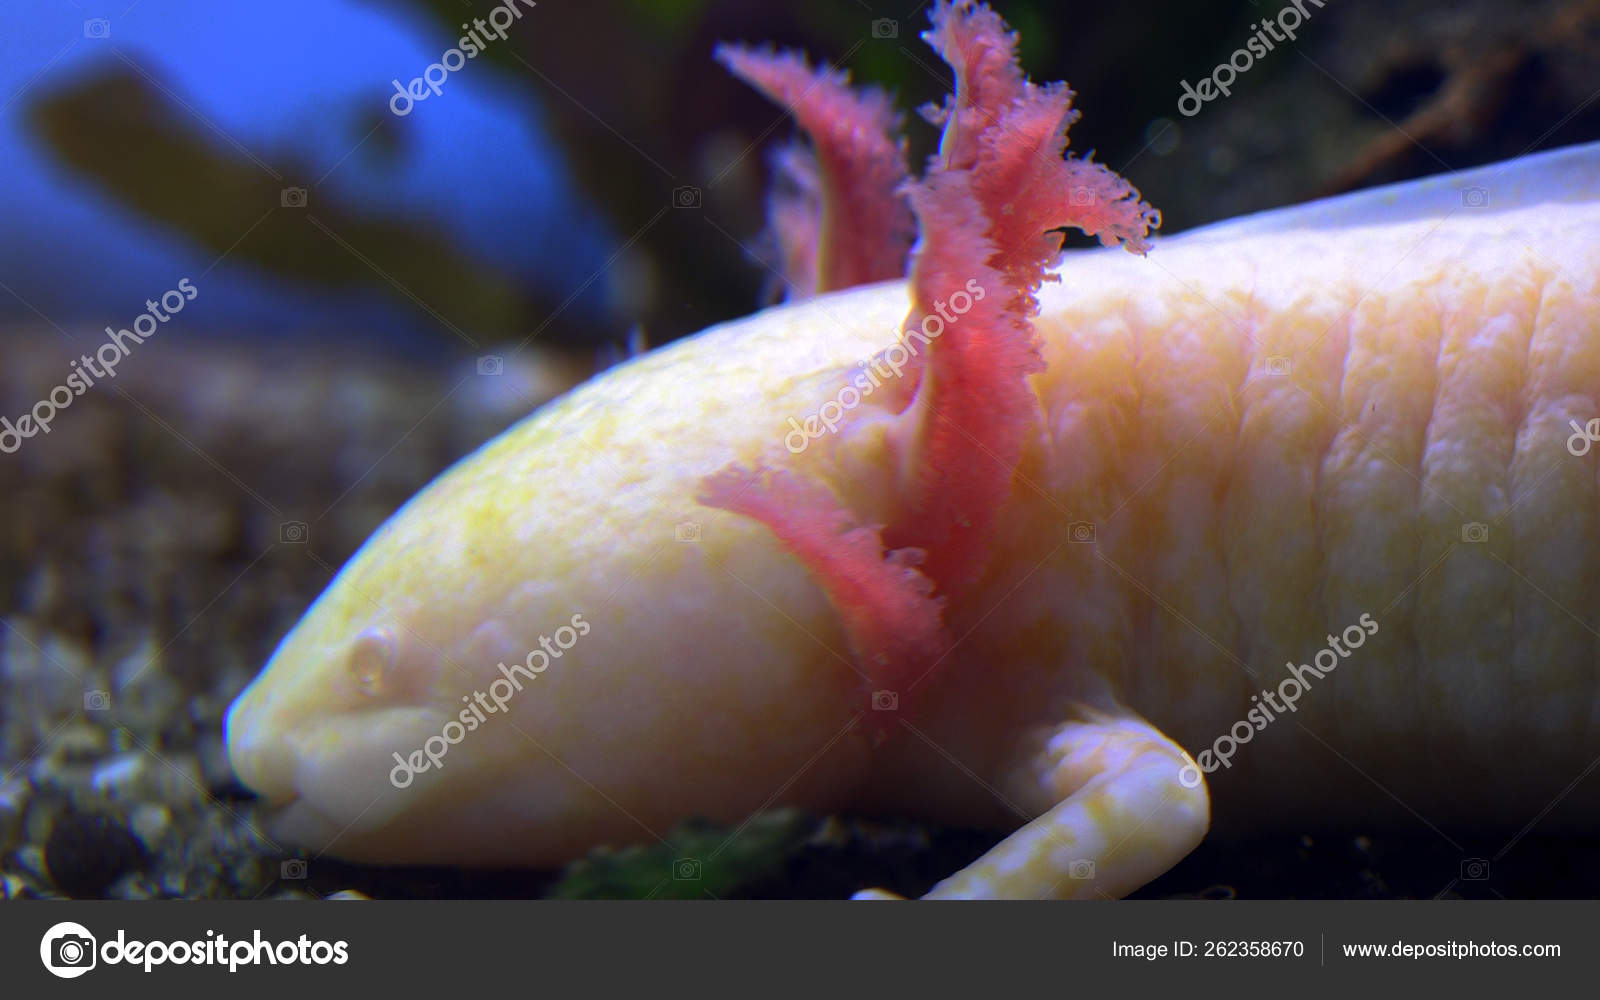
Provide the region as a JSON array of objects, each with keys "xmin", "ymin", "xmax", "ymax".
[{"xmin": 226, "ymin": 0, "xmax": 1600, "ymax": 898}]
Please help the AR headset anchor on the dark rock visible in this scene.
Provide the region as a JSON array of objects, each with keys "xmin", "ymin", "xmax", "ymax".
[{"xmin": 43, "ymin": 810, "xmax": 149, "ymax": 899}]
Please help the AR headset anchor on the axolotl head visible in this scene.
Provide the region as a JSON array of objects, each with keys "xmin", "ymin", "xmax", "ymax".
[
  {"xmin": 224, "ymin": 287, "xmax": 914, "ymax": 867},
  {"xmin": 224, "ymin": 559, "xmax": 615, "ymax": 866}
]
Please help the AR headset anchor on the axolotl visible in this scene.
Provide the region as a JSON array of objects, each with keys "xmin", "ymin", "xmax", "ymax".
[{"xmin": 226, "ymin": 1, "xmax": 1600, "ymax": 898}]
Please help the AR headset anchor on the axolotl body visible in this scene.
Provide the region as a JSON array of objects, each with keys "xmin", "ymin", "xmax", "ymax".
[{"xmin": 226, "ymin": 2, "xmax": 1600, "ymax": 898}]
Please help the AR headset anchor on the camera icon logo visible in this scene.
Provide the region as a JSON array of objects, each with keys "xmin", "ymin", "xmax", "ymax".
[
  {"xmin": 83, "ymin": 689, "xmax": 111, "ymax": 711},
  {"xmin": 1460, "ymin": 186, "xmax": 1489, "ymax": 208},
  {"xmin": 281, "ymin": 187, "xmax": 309, "ymax": 208},
  {"xmin": 871, "ymin": 17, "xmax": 898, "ymax": 38},
  {"xmin": 675, "ymin": 521, "xmax": 702, "ymax": 542},
  {"xmin": 672, "ymin": 185, "xmax": 702, "ymax": 208},
  {"xmin": 1067, "ymin": 521, "xmax": 1096, "ymax": 544},
  {"xmin": 40, "ymin": 921, "xmax": 97, "ymax": 978},
  {"xmin": 1069, "ymin": 186, "xmax": 1096, "ymax": 207},
  {"xmin": 1265, "ymin": 355, "xmax": 1292, "ymax": 376},
  {"xmin": 281, "ymin": 858, "xmax": 309, "ymax": 879},
  {"xmin": 673, "ymin": 858, "xmax": 702, "ymax": 880},
  {"xmin": 477, "ymin": 355, "xmax": 505, "ymax": 376},
  {"xmin": 279, "ymin": 521, "xmax": 309, "ymax": 544},
  {"xmin": 1068, "ymin": 859, "xmax": 1096, "ymax": 879},
  {"xmin": 1461, "ymin": 521, "xmax": 1489, "ymax": 544},
  {"xmin": 870, "ymin": 689, "xmax": 898, "ymax": 711},
  {"xmin": 1460, "ymin": 857, "xmax": 1490, "ymax": 880},
  {"xmin": 83, "ymin": 18, "xmax": 111, "ymax": 38}
]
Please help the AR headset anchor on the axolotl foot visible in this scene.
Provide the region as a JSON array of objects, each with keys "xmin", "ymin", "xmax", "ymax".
[{"xmin": 855, "ymin": 709, "xmax": 1210, "ymax": 899}]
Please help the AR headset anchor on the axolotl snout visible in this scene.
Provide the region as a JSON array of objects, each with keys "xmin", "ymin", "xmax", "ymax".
[{"xmin": 227, "ymin": 1, "xmax": 1600, "ymax": 898}]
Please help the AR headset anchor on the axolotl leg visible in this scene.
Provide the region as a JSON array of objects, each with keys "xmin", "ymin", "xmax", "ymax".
[{"xmin": 859, "ymin": 711, "xmax": 1210, "ymax": 899}]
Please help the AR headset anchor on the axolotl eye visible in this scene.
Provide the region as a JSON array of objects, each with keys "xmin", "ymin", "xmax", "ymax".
[{"xmin": 347, "ymin": 626, "xmax": 400, "ymax": 697}]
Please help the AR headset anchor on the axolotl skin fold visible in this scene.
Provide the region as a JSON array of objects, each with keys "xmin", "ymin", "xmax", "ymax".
[{"xmin": 227, "ymin": 2, "xmax": 1600, "ymax": 898}]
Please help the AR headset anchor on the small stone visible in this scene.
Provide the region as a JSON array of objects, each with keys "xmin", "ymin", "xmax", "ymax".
[
  {"xmin": 50, "ymin": 723, "xmax": 109, "ymax": 762},
  {"xmin": 30, "ymin": 757, "xmax": 91, "ymax": 792},
  {"xmin": 110, "ymin": 871, "xmax": 161, "ymax": 900},
  {"xmin": 148, "ymin": 754, "xmax": 207, "ymax": 806},
  {"xmin": 90, "ymin": 752, "xmax": 149, "ymax": 797},
  {"xmin": 43, "ymin": 811, "xmax": 148, "ymax": 899},
  {"xmin": 15, "ymin": 845, "xmax": 50, "ymax": 882},
  {"xmin": 31, "ymin": 724, "xmax": 108, "ymax": 790},
  {"xmin": 112, "ymin": 643, "xmax": 182, "ymax": 733},
  {"xmin": 0, "ymin": 778, "xmax": 28, "ymax": 851},
  {"xmin": 1, "ymin": 873, "xmax": 27, "ymax": 899},
  {"xmin": 129, "ymin": 803, "xmax": 172, "ymax": 850},
  {"xmin": 326, "ymin": 889, "xmax": 371, "ymax": 900}
]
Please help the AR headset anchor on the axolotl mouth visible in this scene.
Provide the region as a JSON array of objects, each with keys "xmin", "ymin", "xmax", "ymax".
[
  {"xmin": 226, "ymin": 646, "xmax": 451, "ymax": 859},
  {"xmin": 229, "ymin": 611, "xmax": 612, "ymax": 865}
]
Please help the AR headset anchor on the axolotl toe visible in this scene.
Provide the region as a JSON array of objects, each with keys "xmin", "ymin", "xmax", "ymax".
[{"xmin": 227, "ymin": 0, "xmax": 1600, "ymax": 898}]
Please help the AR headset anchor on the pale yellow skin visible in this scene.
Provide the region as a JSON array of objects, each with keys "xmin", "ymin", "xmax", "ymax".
[{"xmin": 227, "ymin": 142, "xmax": 1600, "ymax": 898}]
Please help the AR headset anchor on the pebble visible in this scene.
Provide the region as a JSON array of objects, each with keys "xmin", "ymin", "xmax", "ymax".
[
  {"xmin": 326, "ymin": 889, "xmax": 371, "ymax": 900},
  {"xmin": 112, "ymin": 871, "xmax": 162, "ymax": 900},
  {"xmin": 31, "ymin": 724, "xmax": 111, "ymax": 790},
  {"xmin": 0, "ymin": 778, "xmax": 28, "ymax": 851},
  {"xmin": 90, "ymin": 752, "xmax": 149, "ymax": 797},
  {"xmin": 130, "ymin": 803, "xmax": 173, "ymax": 850},
  {"xmin": 50, "ymin": 722, "xmax": 110, "ymax": 762},
  {"xmin": 14, "ymin": 844, "xmax": 50, "ymax": 882},
  {"xmin": 0, "ymin": 873, "xmax": 28, "ymax": 899},
  {"xmin": 43, "ymin": 811, "xmax": 149, "ymax": 898},
  {"xmin": 113, "ymin": 639, "xmax": 183, "ymax": 732},
  {"xmin": 160, "ymin": 870, "xmax": 192, "ymax": 897},
  {"xmin": 148, "ymin": 754, "xmax": 208, "ymax": 806}
]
